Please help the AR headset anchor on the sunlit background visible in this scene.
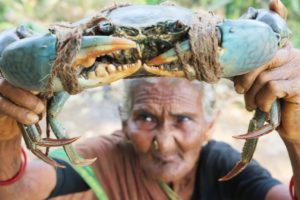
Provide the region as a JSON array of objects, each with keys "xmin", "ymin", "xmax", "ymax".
[
  {"xmin": 0, "ymin": 0, "xmax": 300, "ymax": 47},
  {"xmin": 1, "ymin": 0, "xmax": 299, "ymax": 185}
]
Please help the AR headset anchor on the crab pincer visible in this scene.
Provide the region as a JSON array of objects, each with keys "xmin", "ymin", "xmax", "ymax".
[
  {"xmin": 233, "ymin": 101, "xmax": 281, "ymax": 140},
  {"xmin": 146, "ymin": 19, "xmax": 281, "ymax": 78},
  {"xmin": 0, "ymin": 33, "xmax": 137, "ymax": 167}
]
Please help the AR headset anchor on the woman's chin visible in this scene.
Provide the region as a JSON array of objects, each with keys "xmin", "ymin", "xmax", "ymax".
[{"xmin": 146, "ymin": 162, "xmax": 190, "ymax": 183}]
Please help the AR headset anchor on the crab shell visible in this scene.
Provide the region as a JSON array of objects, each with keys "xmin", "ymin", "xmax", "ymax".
[
  {"xmin": 83, "ymin": 5, "xmax": 283, "ymax": 79},
  {"xmin": 81, "ymin": 5, "xmax": 192, "ymax": 74},
  {"xmin": 0, "ymin": 5, "xmax": 285, "ymax": 93}
]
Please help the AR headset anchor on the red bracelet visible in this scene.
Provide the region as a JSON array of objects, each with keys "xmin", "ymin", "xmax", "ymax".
[
  {"xmin": 0, "ymin": 147, "xmax": 27, "ymax": 186},
  {"xmin": 290, "ymin": 176, "xmax": 298, "ymax": 200}
]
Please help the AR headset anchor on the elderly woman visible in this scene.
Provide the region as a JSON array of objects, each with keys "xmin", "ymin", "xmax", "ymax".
[{"xmin": 0, "ymin": 42, "xmax": 300, "ymax": 200}]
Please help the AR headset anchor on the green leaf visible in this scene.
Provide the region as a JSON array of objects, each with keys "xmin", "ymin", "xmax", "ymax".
[
  {"xmin": 146, "ymin": 0, "xmax": 160, "ymax": 5},
  {"xmin": 208, "ymin": 0, "xmax": 232, "ymax": 11},
  {"xmin": 290, "ymin": 0, "xmax": 300, "ymax": 15}
]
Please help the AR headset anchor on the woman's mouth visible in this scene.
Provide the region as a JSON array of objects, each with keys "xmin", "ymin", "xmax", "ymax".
[{"xmin": 152, "ymin": 153, "xmax": 179, "ymax": 163}]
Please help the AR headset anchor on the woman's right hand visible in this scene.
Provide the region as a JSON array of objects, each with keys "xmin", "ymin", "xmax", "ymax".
[
  {"xmin": 0, "ymin": 80, "xmax": 57, "ymax": 200},
  {"xmin": 0, "ymin": 79, "xmax": 45, "ymax": 140}
]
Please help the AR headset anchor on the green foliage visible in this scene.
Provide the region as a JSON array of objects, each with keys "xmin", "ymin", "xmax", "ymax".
[
  {"xmin": 146, "ymin": 0, "xmax": 160, "ymax": 5},
  {"xmin": 0, "ymin": 0, "xmax": 299, "ymax": 47}
]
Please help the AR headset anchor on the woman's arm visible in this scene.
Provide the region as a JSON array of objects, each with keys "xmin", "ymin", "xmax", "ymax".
[
  {"xmin": 234, "ymin": 46, "xmax": 300, "ymax": 199},
  {"xmin": 0, "ymin": 80, "xmax": 57, "ymax": 200}
]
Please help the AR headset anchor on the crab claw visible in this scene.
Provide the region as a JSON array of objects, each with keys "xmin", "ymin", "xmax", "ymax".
[
  {"xmin": 233, "ymin": 100, "xmax": 281, "ymax": 140},
  {"xmin": 36, "ymin": 136, "xmax": 80, "ymax": 147},
  {"xmin": 77, "ymin": 59, "xmax": 142, "ymax": 90},
  {"xmin": 74, "ymin": 36, "xmax": 137, "ymax": 68},
  {"xmin": 233, "ymin": 124, "xmax": 274, "ymax": 139},
  {"xmin": 146, "ymin": 20, "xmax": 281, "ymax": 79},
  {"xmin": 0, "ymin": 34, "xmax": 136, "ymax": 92},
  {"xmin": 58, "ymin": 35, "xmax": 139, "ymax": 91},
  {"xmin": 147, "ymin": 40, "xmax": 191, "ymax": 66},
  {"xmin": 144, "ymin": 40, "xmax": 191, "ymax": 77}
]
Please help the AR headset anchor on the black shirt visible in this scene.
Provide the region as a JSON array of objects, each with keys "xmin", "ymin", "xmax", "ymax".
[
  {"xmin": 50, "ymin": 140, "xmax": 281, "ymax": 199},
  {"xmin": 192, "ymin": 140, "xmax": 280, "ymax": 200}
]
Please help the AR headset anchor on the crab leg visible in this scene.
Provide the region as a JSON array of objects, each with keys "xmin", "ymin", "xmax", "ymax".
[
  {"xmin": 47, "ymin": 91, "xmax": 96, "ymax": 166},
  {"xmin": 18, "ymin": 123, "xmax": 65, "ymax": 168},
  {"xmin": 218, "ymin": 109, "xmax": 265, "ymax": 181},
  {"xmin": 218, "ymin": 101, "xmax": 280, "ymax": 181},
  {"xmin": 234, "ymin": 100, "xmax": 281, "ymax": 139},
  {"xmin": 24, "ymin": 124, "xmax": 79, "ymax": 147},
  {"xmin": 21, "ymin": 122, "xmax": 78, "ymax": 148}
]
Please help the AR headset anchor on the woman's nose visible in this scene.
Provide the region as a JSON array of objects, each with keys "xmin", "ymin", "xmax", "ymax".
[{"xmin": 155, "ymin": 128, "xmax": 177, "ymax": 154}]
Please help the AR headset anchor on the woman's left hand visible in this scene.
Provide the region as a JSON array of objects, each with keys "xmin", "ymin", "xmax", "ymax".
[{"xmin": 233, "ymin": 44, "xmax": 300, "ymax": 143}]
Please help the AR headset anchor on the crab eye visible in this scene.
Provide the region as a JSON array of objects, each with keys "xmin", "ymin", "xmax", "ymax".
[
  {"xmin": 98, "ymin": 21, "xmax": 114, "ymax": 35},
  {"xmin": 176, "ymin": 20, "xmax": 182, "ymax": 29},
  {"xmin": 166, "ymin": 20, "xmax": 184, "ymax": 32},
  {"xmin": 122, "ymin": 27, "xmax": 139, "ymax": 36}
]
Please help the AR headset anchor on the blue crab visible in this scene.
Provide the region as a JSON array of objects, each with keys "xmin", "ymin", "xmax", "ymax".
[{"xmin": 0, "ymin": 1, "xmax": 289, "ymax": 180}]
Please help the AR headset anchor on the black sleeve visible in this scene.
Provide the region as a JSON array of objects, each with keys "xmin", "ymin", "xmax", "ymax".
[
  {"xmin": 48, "ymin": 158, "xmax": 90, "ymax": 198},
  {"xmin": 192, "ymin": 140, "xmax": 281, "ymax": 200}
]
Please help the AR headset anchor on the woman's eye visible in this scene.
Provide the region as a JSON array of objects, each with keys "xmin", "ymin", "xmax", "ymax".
[
  {"xmin": 176, "ymin": 115, "xmax": 191, "ymax": 123},
  {"xmin": 141, "ymin": 114, "xmax": 153, "ymax": 122},
  {"xmin": 135, "ymin": 112, "xmax": 157, "ymax": 130},
  {"xmin": 137, "ymin": 113, "xmax": 155, "ymax": 123}
]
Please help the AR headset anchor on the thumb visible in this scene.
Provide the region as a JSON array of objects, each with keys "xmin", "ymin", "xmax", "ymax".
[
  {"xmin": 0, "ymin": 115, "xmax": 21, "ymax": 141},
  {"xmin": 269, "ymin": 0, "xmax": 288, "ymax": 20}
]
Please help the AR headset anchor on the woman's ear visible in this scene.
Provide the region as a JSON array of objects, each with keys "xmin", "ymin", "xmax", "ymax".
[
  {"xmin": 122, "ymin": 119, "xmax": 130, "ymax": 140},
  {"xmin": 122, "ymin": 120, "xmax": 127, "ymax": 130},
  {"xmin": 204, "ymin": 110, "xmax": 219, "ymax": 140}
]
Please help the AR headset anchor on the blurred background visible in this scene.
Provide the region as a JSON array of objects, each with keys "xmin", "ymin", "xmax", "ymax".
[
  {"xmin": 1, "ymin": 0, "xmax": 299, "ymax": 184},
  {"xmin": 0, "ymin": 0, "xmax": 299, "ymax": 47}
]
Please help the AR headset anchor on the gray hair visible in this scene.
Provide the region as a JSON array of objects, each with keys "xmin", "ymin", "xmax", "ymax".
[{"xmin": 119, "ymin": 77, "xmax": 217, "ymax": 123}]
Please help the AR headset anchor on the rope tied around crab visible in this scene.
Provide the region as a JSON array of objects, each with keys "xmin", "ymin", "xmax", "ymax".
[
  {"xmin": 183, "ymin": 11, "xmax": 223, "ymax": 83},
  {"xmin": 44, "ymin": 5, "xmax": 224, "ymax": 97},
  {"xmin": 44, "ymin": 15, "xmax": 108, "ymax": 97}
]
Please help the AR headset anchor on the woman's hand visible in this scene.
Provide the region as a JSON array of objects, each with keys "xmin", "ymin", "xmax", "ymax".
[
  {"xmin": 233, "ymin": 45, "xmax": 300, "ymax": 143},
  {"xmin": 0, "ymin": 80, "xmax": 44, "ymax": 140}
]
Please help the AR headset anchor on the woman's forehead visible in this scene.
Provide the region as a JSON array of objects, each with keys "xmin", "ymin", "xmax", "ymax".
[{"xmin": 132, "ymin": 79, "xmax": 203, "ymax": 106}]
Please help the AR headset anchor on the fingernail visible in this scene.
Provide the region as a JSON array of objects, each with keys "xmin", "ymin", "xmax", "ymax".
[
  {"xmin": 235, "ymin": 84, "xmax": 245, "ymax": 94},
  {"xmin": 246, "ymin": 105, "xmax": 255, "ymax": 111},
  {"xmin": 27, "ymin": 113, "xmax": 39, "ymax": 124},
  {"xmin": 34, "ymin": 102, "xmax": 45, "ymax": 113}
]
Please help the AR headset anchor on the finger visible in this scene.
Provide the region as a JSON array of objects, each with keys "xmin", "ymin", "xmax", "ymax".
[
  {"xmin": 244, "ymin": 62, "xmax": 296, "ymax": 110},
  {"xmin": 234, "ymin": 46, "xmax": 291, "ymax": 94},
  {"xmin": 0, "ymin": 96, "xmax": 39, "ymax": 125},
  {"xmin": 255, "ymin": 79, "xmax": 300, "ymax": 112},
  {"xmin": 234, "ymin": 66, "xmax": 267, "ymax": 94},
  {"xmin": 269, "ymin": 0, "xmax": 288, "ymax": 20},
  {"xmin": 0, "ymin": 80, "xmax": 45, "ymax": 114}
]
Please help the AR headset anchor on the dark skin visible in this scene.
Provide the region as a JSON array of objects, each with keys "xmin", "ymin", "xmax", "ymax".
[
  {"xmin": 123, "ymin": 80, "xmax": 211, "ymax": 199},
  {"xmin": 0, "ymin": 45, "xmax": 299, "ymax": 199}
]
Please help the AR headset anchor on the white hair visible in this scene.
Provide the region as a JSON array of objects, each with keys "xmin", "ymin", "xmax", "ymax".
[{"xmin": 119, "ymin": 77, "xmax": 217, "ymax": 123}]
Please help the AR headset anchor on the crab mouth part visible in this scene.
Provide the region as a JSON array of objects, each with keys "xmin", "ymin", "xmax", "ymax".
[
  {"xmin": 75, "ymin": 36, "xmax": 194, "ymax": 85},
  {"xmin": 142, "ymin": 63, "xmax": 186, "ymax": 77},
  {"xmin": 79, "ymin": 59, "xmax": 142, "ymax": 84},
  {"xmin": 78, "ymin": 56, "xmax": 186, "ymax": 82},
  {"xmin": 84, "ymin": 42, "xmax": 192, "ymax": 80}
]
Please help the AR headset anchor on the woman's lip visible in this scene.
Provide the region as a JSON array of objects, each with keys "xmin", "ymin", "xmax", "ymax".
[{"xmin": 152, "ymin": 153, "xmax": 178, "ymax": 163}]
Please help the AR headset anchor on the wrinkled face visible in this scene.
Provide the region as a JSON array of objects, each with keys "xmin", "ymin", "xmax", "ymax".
[{"xmin": 123, "ymin": 79, "xmax": 211, "ymax": 182}]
